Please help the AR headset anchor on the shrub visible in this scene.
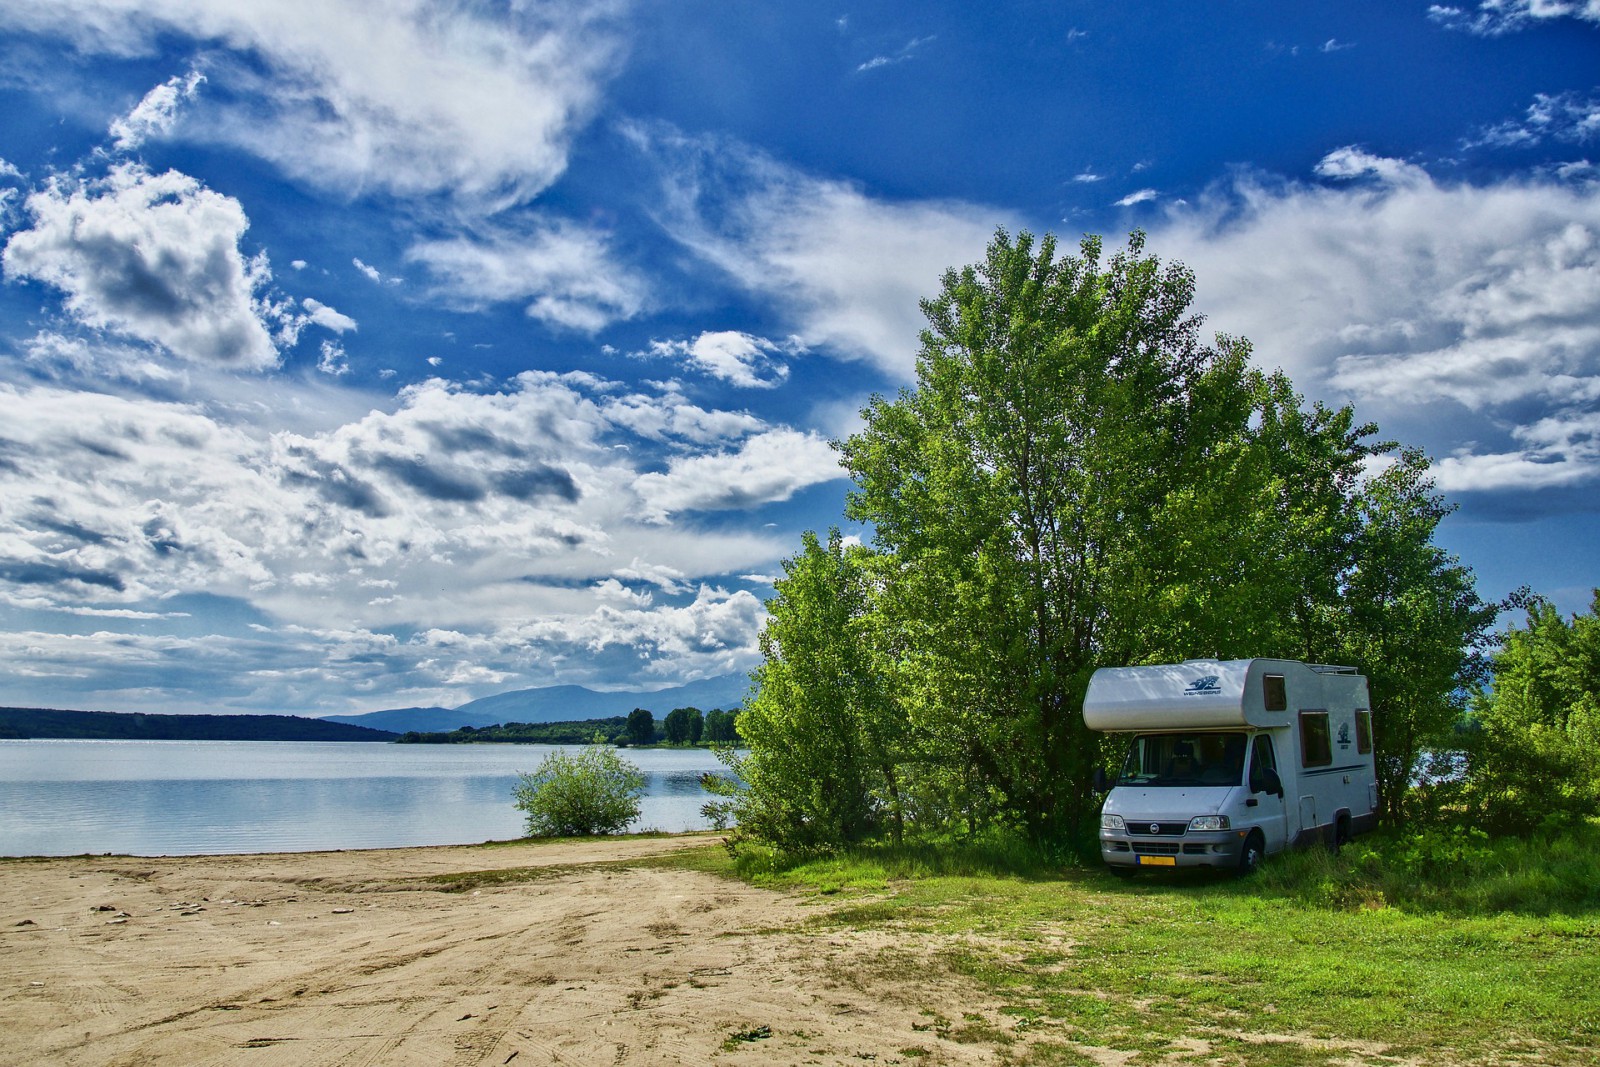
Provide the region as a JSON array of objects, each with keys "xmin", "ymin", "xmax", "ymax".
[{"xmin": 512, "ymin": 745, "xmax": 646, "ymax": 837}]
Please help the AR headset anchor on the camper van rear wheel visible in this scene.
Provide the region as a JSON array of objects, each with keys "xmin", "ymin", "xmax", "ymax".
[
  {"xmin": 1236, "ymin": 830, "xmax": 1265, "ymax": 877},
  {"xmin": 1333, "ymin": 815, "xmax": 1351, "ymax": 854}
]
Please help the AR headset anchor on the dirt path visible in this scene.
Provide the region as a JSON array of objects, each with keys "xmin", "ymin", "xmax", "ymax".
[{"xmin": 0, "ymin": 837, "xmax": 1003, "ymax": 1066}]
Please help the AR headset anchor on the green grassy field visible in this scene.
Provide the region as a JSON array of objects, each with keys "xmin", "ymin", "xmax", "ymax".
[{"xmin": 651, "ymin": 825, "xmax": 1600, "ymax": 1066}]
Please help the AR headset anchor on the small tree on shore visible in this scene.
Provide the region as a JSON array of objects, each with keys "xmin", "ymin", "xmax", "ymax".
[
  {"xmin": 626, "ymin": 707, "xmax": 654, "ymax": 746},
  {"xmin": 512, "ymin": 746, "xmax": 646, "ymax": 836}
]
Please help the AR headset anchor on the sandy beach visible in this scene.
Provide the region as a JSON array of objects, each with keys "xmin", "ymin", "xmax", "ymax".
[{"xmin": 0, "ymin": 836, "xmax": 1001, "ymax": 1066}]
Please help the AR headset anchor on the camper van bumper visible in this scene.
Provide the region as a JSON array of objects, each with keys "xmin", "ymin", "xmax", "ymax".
[{"xmin": 1099, "ymin": 828, "xmax": 1245, "ymax": 870}]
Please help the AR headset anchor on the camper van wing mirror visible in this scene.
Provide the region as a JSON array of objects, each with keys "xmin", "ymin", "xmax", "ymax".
[
  {"xmin": 1092, "ymin": 767, "xmax": 1108, "ymax": 793},
  {"xmin": 1261, "ymin": 767, "xmax": 1283, "ymax": 798}
]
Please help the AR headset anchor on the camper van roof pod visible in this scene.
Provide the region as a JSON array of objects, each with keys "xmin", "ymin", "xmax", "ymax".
[{"xmin": 1082, "ymin": 658, "xmax": 1339, "ymax": 731}]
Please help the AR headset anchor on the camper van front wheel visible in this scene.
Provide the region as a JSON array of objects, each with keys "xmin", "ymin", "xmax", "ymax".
[{"xmin": 1236, "ymin": 831, "xmax": 1265, "ymax": 877}]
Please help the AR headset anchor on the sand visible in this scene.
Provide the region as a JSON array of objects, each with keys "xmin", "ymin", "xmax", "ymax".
[{"xmin": 0, "ymin": 836, "xmax": 1004, "ymax": 1066}]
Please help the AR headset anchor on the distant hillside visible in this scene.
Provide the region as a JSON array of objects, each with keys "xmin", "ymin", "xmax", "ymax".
[
  {"xmin": 0, "ymin": 707, "xmax": 397, "ymax": 742},
  {"xmin": 325, "ymin": 674, "xmax": 750, "ymax": 734},
  {"xmin": 316, "ymin": 706, "xmax": 460, "ymax": 734}
]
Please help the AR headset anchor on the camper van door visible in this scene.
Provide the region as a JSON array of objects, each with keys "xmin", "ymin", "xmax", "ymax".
[{"xmin": 1249, "ymin": 734, "xmax": 1288, "ymax": 853}]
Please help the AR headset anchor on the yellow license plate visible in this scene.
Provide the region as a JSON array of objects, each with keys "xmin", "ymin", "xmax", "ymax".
[{"xmin": 1138, "ymin": 856, "xmax": 1176, "ymax": 867}]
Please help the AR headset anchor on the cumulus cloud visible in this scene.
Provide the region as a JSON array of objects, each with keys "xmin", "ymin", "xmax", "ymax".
[
  {"xmin": 0, "ymin": 0, "xmax": 625, "ymax": 209},
  {"xmin": 1428, "ymin": 1, "xmax": 1600, "ymax": 35},
  {"xmin": 632, "ymin": 428, "xmax": 844, "ymax": 522},
  {"xmin": 638, "ymin": 126, "xmax": 1011, "ymax": 378},
  {"xmin": 1149, "ymin": 150, "xmax": 1600, "ymax": 506},
  {"xmin": 0, "ymin": 363, "xmax": 820, "ymax": 706},
  {"xmin": 407, "ymin": 218, "xmax": 648, "ymax": 332},
  {"xmin": 1114, "ymin": 188, "xmax": 1159, "ymax": 206},
  {"xmin": 504, "ymin": 583, "xmax": 767, "ymax": 683},
  {"xmin": 644, "ymin": 330, "xmax": 798, "ymax": 388},
  {"xmin": 3, "ymin": 165, "xmax": 280, "ymax": 368},
  {"xmin": 108, "ymin": 69, "xmax": 204, "ymax": 151}
]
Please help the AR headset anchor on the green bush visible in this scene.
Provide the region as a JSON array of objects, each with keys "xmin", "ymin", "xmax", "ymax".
[{"xmin": 512, "ymin": 745, "xmax": 646, "ymax": 837}]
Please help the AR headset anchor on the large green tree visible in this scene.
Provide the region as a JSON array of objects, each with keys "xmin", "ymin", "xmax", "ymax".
[{"xmin": 838, "ymin": 230, "xmax": 1370, "ymax": 838}]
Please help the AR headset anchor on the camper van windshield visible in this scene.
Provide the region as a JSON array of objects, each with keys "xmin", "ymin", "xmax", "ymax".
[{"xmin": 1117, "ymin": 732, "xmax": 1247, "ymax": 788}]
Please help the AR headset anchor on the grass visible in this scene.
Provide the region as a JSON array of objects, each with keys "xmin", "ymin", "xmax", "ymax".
[{"xmin": 672, "ymin": 823, "xmax": 1600, "ymax": 1066}]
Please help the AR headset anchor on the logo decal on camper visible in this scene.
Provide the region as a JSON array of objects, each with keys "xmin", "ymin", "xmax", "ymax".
[
  {"xmin": 1184, "ymin": 676, "xmax": 1221, "ymax": 695},
  {"xmin": 1337, "ymin": 722, "xmax": 1351, "ymax": 747}
]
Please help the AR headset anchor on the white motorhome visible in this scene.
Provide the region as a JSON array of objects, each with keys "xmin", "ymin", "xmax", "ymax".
[{"xmin": 1084, "ymin": 658, "xmax": 1378, "ymax": 875}]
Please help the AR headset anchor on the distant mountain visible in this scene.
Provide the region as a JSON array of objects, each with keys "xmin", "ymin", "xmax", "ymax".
[
  {"xmin": 316, "ymin": 706, "xmax": 461, "ymax": 734},
  {"xmin": 324, "ymin": 674, "xmax": 750, "ymax": 733},
  {"xmin": 0, "ymin": 707, "xmax": 397, "ymax": 742}
]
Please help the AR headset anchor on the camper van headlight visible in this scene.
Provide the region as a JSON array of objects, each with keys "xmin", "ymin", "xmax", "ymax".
[
  {"xmin": 1101, "ymin": 814, "xmax": 1125, "ymax": 830},
  {"xmin": 1188, "ymin": 815, "xmax": 1230, "ymax": 832}
]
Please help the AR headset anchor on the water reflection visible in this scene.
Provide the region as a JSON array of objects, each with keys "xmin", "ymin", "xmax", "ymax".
[{"xmin": 0, "ymin": 740, "xmax": 730, "ymax": 856}]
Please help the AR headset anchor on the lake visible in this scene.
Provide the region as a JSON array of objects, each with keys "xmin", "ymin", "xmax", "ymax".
[{"xmin": 0, "ymin": 740, "xmax": 728, "ymax": 857}]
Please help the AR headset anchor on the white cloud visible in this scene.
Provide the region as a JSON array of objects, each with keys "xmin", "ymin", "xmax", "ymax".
[
  {"xmin": 353, "ymin": 258, "xmax": 382, "ymax": 283},
  {"xmin": 1073, "ymin": 171, "xmax": 1105, "ymax": 183},
  {"xmin": 1114, "ymin": 188, "xmax": 1159, "ymax": 207},
  {"xmin": 0, "ymin": 0, "xmax": 626, "ymax": 210},
  {"xmin": 1468, "ymin": 90, "xmax": 1600, "ymax": 150},
  {"xmin": 645, "ymin": 330, "xmax": 797, "ymax": 388},
  {"xmin": 407, "ymin": 218, "xmax": 648, "ymax": 333},
  {"xmin": 640, "ymin": 126, "xmax": 1011, "ymax": 378},
  {"xmin": 316, "ymin": 339, "xmax": 349, "ymax": 376},
  {"xmin": 632, "ymin": 428, "xmax": 844, "ymax": 522},
  {"xmin": 1149, "ymin": 154, "xmax": 1600, "ymax": 501},
  {"xmin": 856, "ymin": 35, "xmax": 936, "ymax": 73},
  {"xmin": 504, "ymin": 583, "xmax": 767, "ymax": 683},
  {"xmin": 1312, "ymin": 146, "xmax": 1430, "ymax": 186},
  {"xmin": 1320, "ymin": 38, "xmax": 1356, "ymax": 53},
  {"xmin": 301, "ymin": 298, "xmax": 356, "ymax": 333},
  {"xmin": 615, "ymin": 558, "xmax": 692, "ymax": 594},
  {"xmin": 1428, "ymin": 1, "xmax": 1600, "ymax": 35},
  {"xmin": 1434, "ymin": 409, "xmax": 1600, "ymax": 491},
  {"xmin": 2, "ymin": 165, "xmax": 280, "ymax": 368},
  {"xmin": 108, "ymin": 69, "xmax": 204, "ymax": 151}
]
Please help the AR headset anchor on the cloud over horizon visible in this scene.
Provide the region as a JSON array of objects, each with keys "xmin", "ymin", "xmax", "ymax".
[{"xmin": 1150, "ymin": 150, "xmax": 1600, "ymax": 509}]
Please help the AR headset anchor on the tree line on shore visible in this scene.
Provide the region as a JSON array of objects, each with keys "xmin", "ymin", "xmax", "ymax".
[
  {"xmin": 700, "ymin": 230, "xmax": 1598, "ymax": 854},
  {"xmin": 397, "ymin": 705, "xmax": 740, "ymax": 746}
]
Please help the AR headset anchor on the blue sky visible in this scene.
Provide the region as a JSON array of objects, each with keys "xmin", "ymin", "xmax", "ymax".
[{"xmin": 0, "ymin": 1, "xmax": 1597, "ymax": 715}]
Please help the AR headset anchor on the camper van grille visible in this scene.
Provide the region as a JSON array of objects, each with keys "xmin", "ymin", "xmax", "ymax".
[
  {"xmin": 1131, "ymin": 842, "xmax": 1180, "ymax": 855},
  {"xmin": 1127, "ymin": 822, "xmax": 1188, "ymax": 837}
]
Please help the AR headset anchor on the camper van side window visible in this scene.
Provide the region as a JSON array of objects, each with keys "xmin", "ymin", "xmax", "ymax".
[
  {"xmin": 1263, "ymin": 675, "xmax": 1287, "ymax": 712},
  {"xmin": 1299, "ymin": 711, "xmax": 1332, "ymax": 768},
  {"xmin": 1355, "ymin": 710, "xmax": 1372, "ymax": 755}
]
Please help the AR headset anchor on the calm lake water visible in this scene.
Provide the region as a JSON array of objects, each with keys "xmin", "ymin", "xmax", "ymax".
[{"xmin": 0, "ymin": 740, "xmax": 727, "ymax": 857}]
